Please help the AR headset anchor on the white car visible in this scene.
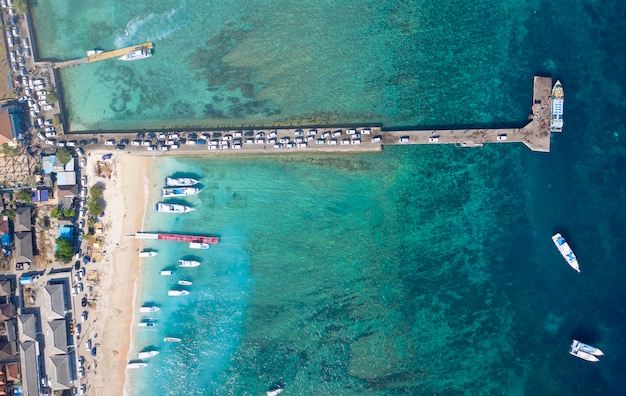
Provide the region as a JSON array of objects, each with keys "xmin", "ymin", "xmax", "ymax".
[{"xmin": 104, "ymin": 139, "xmax": 115, "ymax": 145}]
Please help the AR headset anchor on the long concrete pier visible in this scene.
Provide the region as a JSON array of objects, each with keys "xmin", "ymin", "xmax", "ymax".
[
  {"xmin": 59, "ymin": 76, "xmax": 553, "ymax": 156},
  {"xmin": 46, "ymin": 42, "xmax": 154, "ymax": 69}
]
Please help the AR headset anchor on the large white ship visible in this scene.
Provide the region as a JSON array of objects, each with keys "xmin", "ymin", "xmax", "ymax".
[
  {"xmin": 551, "ymin": 233, "xmax": 579, "ymax": 273},
  {"xmin": 155, "ymin": 203, "xmax": 194, "ymax": 213},
  {"xmin": 550, "ymin": 80, "xmax": 564, "ymax": 132}
]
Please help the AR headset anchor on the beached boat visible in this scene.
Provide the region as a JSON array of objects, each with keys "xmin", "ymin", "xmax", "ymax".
[
  {"xmin": 571, "ymin": 339, "xmax": 604, "ymax": 356},
  {"xmin": 569, "ymin": 346, "xmax": 599, "ymax": 362},
  {"xmin": 138, "ymin": 321, "xmax": 157, "ymax": 327},
  {"xmin": 139, "ymin": 306, "xmax": 160, "ymax": 313},
  {"xmin": 161, "ymin": 187, "xmax": 200, "ymax": 198},
  {"xmin": 168, "ymin": 290, "xmax": 190, "ymax": 297},
  {"xmin": 137, "ymin": 350, "xmax": 159, "ymax": 359},
  {"xmin": 160, "ymin": 270, "xmax": 174, "ymax": 276},
  {"xmin": 550, "ymin": 80, "xmax": 564, "ymax": 132},
  {"xmin": 139, "ymin": 251, "xmax": 157, "ymax": 258},
  {"xmin": 127, "ymin": 362, "xmax": 148, "ymax": 369},
  {"xmin": 552, "ymin": 233, "xmax": 580, "ymax": 272},
  {"xmin": 178, "ymin": 260, "xmax": 200, "ymax": 268},
  {"xmin": 155, "ymin": 203, "xmax": 194, "ymax": 214},
  {"xmin": 189, "ymin": 242, "xmax": 210, "ymax": 249},
  {"xmin": 119, "ymin": 49, "xmax": 152, "ymax": 61},
  {"xmin": 178, "ymin": 280, "xmax": 193, "ymax": 286},
  {"xmin": 166, "ymin": 177, "xmax": 199, "ymax": 187},
  {"xmin": 164, "ymin": 337, "xmax": 181, "ymax": 342}
]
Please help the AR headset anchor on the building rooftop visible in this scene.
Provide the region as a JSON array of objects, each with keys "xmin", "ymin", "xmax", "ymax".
[
  {"xmin": 44, "ymin": 284, "xmax": 67, "ymax": 320},
  {"xmin": 48, "ymin": 319, "xmax": 68, "ymax": 354},
  {"xmin": 0, "ymin": 280, "xmax": 12, "ymax": 297},
  {"xmin": 50, "ymin": 354, "xmax": 72, "ymax": 390},
  {"xmin": 56, "ymin": 171, "xmax": 77, "ymax": 187},
  {"xmin": 19, "ymin": 341, "xmax": 40, "ymax": 396},
  {"xmin": 14, "ymin": 207, "xmax": 31, "ymax": 233},
  {"xmin": 14, "ymin": 231, "xmax": 33, "ymax": 265},
  {"xmin": 17, "ymin": 313, "xmax": 38, "ymax": 342}
]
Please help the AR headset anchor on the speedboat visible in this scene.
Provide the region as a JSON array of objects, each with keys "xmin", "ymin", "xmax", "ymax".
[
  {"xmin": 165, "ymin": 177, "xmax": 199, "ymax": 187},
  {"xmin": 164, "ymin": 337, "xmax": 181, "ymax": 342},
  {"xmin": 569, "ymin": 346, "xmax": 599, "ymax": 362},
  {"xmin": 189, "ymin": 242, "xmax": 209, "ymax": 249},
  {"xmin": 139, "ymin": 251, "xmax": 157, "ymax": 258},
  {"xmin": 127, "ymin": 362, "xmax": 148, "ymax": 369},
  {"xmin": 178, "ymin": 260, "xmax": 200, "ymax": 268},
  {"xmin": 161, "ymin": 187, "xmax": 200, "ymax": 197},
  {"xmin": 178, "ymin": 280, "xmax": 193, "ymax": 286},
  {"xmin": 571, "ymin": 339, "xmax": 604, "ymax": 356},
  {"xmin": 155, "ymin": 203, "xmax": 194, "ymax": 213},
  {"xmin": 139, "ymin": 306, "xmax": 160, "ymax": 313},
  {"xmin": 168, "ymin": 290, "xmax": 190, "ymax": 297},
  {"xmin": 137, "ymin": 321, "xmax": 157, "ymax": 328},
  {"xmin": 551, "ymin": 233, "xmax": 580, "ymax": 272},
  {"xmin": 137, "ymin": 350, "xmax": 159, "ymax": 359},
  {"xmin": 160, "ymin": 270, "xmax": 174, "ymax": 276}
]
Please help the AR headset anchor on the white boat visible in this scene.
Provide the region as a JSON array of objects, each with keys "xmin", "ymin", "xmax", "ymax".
[
  {"xmin": 137, "ymin": 350, "xmax": 159, "ymax": 359},
  {"xmin": 166, "ymin": 177, "xmax": 199, "ymax": 187},
  {"xmin": 572, "ymin": 339, "xmax": 604, "ymax": 356},
  {"xmin": 569, "ymin": 346, "xmax": 599, "ymax": 362},
  {"xmin": 160, "ymin": 270, "xmax": 174, "ymax": 276},
  {"xmin": 119, "ymin": 49, "xmax": 152, "ymax": 61},
  {"xmin": 178, "ymin": 260, "xmax": 200, "ymax": 268},
  {"xmin": 164, "ymin": 337, "xmax": 181, "ymax": 342},
  {"xmin": 139, "ymin": 306, "xmax": 160, "ymax": 313},
  {"xmin": 267, "ymin": 389, "xmax": 283, "ymax": 396},
  {"xmin": 87, "ymin": 49, "xmax": 103, "ymax": 56},
  {"xmin": 161, "ymin": 187, "xmax": 200, "ymax": 198},
  {"xmin": 127, "ymin": 362, "xmax": 148, "ymax": 369},
  {"xmin": 178, "ymin": 280, "xmax": 193, "ymax": 286},
  {"xmin": 550, "ymin": 80, "xmax": 564, "ymax": 132},
  {"xmin": 552, "ymin": 233, "xmax": 580, "ymax": 272},
  {"xmin": 168, "ymin": 290, "xmax": 189, "ymax": 296},
  {"xmin": 155, "ymin": 202, "xmax": 194, "ymax": 213},
  {"xmin": 189, "ymin": 242, "xmax": 210, "ymax": 249},
  {"xmin": 139, "ymin": 251, "xmax": 157, "ymax": 258},
  {"xmin": 137, "ymin": 321, "xmax": 157, "ymax": 327}
]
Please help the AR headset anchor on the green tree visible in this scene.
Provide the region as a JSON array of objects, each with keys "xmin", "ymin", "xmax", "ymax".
[
  {"xmin": 87, "ymin": 197, "xmax": 103, "ymax": 218},
  {"xmin": 15, "ymin": 190, "xmax": 32, "ymax": 203},
  {"xmin": 50, "ymin": 207, "xmax": 61, "ymax": 218},
  {"xmin": 1, "ymin": 144, "xmax": 19, "ymax": 156},
  {"xmin": 89, "ymin": 185, "xmax": 103, "ymax": 199},
  {"xmin": 54, "ymin": 237, "xmax": 74, "ymax": 263},
  {"xmin": 13, "ymin": 0, "xmax": 28, "ymax": 14},
  {"xmin": 62, "ymin": 208, "xmax": 75, "ymax": 218},
  {"xmin": 46, "ymin": 92, "xmax": 58, "ymax": 104},
  {"xmin": 56, "ymin": 148, "xmax": 72, "ymax": 165},
  {"xmin": 2, "ymin": 209, "xmax": 15, "ymax": 222}
]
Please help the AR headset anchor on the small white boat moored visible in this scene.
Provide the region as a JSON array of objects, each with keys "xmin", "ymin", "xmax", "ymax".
[
  {"xmin": 551, "ymin": 233, "xmax": 580, "ymax": 273},
  {"xmin": 166, "ymin": 177, "xmax": 199, "ymax": 186},
  {"xmin": 178, "ymin": 260, "xmax": 200, "ymax": 268},
  {"xmin": 139, "ymin": 306, "xmax": 160, "ymax": 313},
  {"xmin": 168, "ymin": 290, "xmax": 190, "ymax": 297},
  {"xmin": 178, "ymin": 280, "xmax": 193, "ymax": 286},
  {"xmin": 139, "ymin": 251, "xmax": 157, "ymax": 258},
  {"xmin": 189, "ymin": 242, "xmax": 209, "ymax": 249},
  {"xmin": 127, "ymin": 362, "xmax": 148, "ymax": 369},
  {"xmin": 160, "ymin": 270, "xmax": 174, "ymax": 276},
  {"xmin": 569, "ymin": 346, "xmax": 599, "ymax": 362},
  {"xmin": 571, "ymin": 339, "xmax": 604, "ymax": 356},
  {"xmin": 137, "ymin": 350, "xmax": 159, "ymax": 359}
]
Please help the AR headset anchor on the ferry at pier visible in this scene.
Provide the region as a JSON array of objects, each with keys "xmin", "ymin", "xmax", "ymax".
[
  {"xmin": 550, "ymin": 80, "xmax": 564, "ymax": 132},
  {"xmin": 139, "ymin": 306, "xmax": 160, "ymax": 313},
  {"xmin": 551, "ymin": 233, "xmax": 580, "ymax": 272},
  {"xmin": 119, "ymin": 49, "xmax": 152, "ymax": 61},
  {"xmin": 161, "ymin": 186, "xmax": 200, "ymax": 197},
  {"xmin": 155, "ymin": 203, "xmax": 194, "ymax": 213},
  {"xmin": 137, "ymin": 350, "xmax": 159, "ymax": 359},
  {"xmin": 569, "ymin": 346, "xmax": 599, "ymax": 362},
  {"xmin": 178, "ymin": 260, "xmax": 200, "ymax": 268},
  {"xmin": 166, "ymin": 177, "xmax": 199, "ymax": 187},
  {"xmin": 571, "ymin": 339, "xmax": 604, "ymax": 356}
]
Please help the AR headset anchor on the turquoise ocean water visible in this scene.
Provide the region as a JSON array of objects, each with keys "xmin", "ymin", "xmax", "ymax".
[{"xmin": 31, "ymin": 0, "xmax": 626, "ymax": 395}]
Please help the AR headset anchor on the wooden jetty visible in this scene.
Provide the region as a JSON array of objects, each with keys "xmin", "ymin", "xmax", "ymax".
[{"xmin": 50, "ymin": 42, "xmax": 153, "ymax": 69}]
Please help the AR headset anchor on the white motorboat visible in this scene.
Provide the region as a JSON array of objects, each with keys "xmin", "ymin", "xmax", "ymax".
[
  {"xmin": 168, "ymin": 290, "xmax": 190, "ymax": 297},
  {"xmin": 139, "ymin": 306, "xmax": 160, "ymax": 313},
  {"xmin": 127, "ymin": 362, "xmax": 148, "ymax": 369},
  {"xmin": 160, "ymin": 270, "xmax": 174, "ymax": 276},
  {"xmin": 155, "ymin": 203, "xmax": 194, "ymax": 214},
  {"xmin": 571, "ymin": 339, "xmax": 604, "ymax": 356},
  {"xmin": 165, "ymin": 177, "xmax": 199, "ymax": 186},
  {"xmin": 189, "ymin": 242, "xmax": 209, "ymax": 249},
  {"xmin": 139, "ymin": 251, "xmax": 157, "ymax": 258},
  {"xmin": 551, "ymin": 233, "xmax": 580, "ymax": 272},
  {"xmin": 119, "ymin": 49, "xmax": 152, "ymax": 61},
  {"xmin": 137, "ymin": 350, "xmax": 159, "ymax": 359},
  {"xmin": 569, "ymin": 346, "xmax": 599, "ymax": 362},
  {"xmin": 178, "ymin": 260, "xmax": 200, "ymax": 268},
  {"xmin": 178, "ymin": 280, "xmax": 193, "ymax": 286}
]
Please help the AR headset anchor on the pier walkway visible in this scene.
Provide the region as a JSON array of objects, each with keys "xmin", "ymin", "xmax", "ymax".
[{"xmin": 47, "ymin": 42, "xmax": 154, "ymax": 69}]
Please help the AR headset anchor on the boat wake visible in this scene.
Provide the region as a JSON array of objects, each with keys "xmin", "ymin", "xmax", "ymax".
[{"xmin": 115, "ymin": 3, "xmax": 186, "ymax": 48}]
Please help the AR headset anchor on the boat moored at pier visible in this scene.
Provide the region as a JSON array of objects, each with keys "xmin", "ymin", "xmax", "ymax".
[
  {"xmin": 155, "ymin": 203, "xmax": 194, "ymax": 213},
  {"xmin": 119, "ymin": 49, "xmax": 152, "ymax": 61},
  {"xmin": 551, "ymin": 233, "xmax": 580, "ymax": 272},
  {"xmin": 550, "ymin": 80, "xmax": 564, "ymax": 132},
  {"xmin": 166, "ymin": 177, "xmax": 199, "ymax": 187}
]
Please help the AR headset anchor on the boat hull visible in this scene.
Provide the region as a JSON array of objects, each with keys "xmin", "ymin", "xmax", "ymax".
[
  {"xmin": 550, "ymin": 80, "xmax": 564, "ymax": 132},
  {"xmin": 572, "ymin": 339, "xmax": 604, "ymax": 356},
  {"xmin": 569, "ymin": 346, "xmax": 599, "ymax": 362},
  {"xmin": 551, "ymin": 233, "xmax": 580, "ymax": 272}
]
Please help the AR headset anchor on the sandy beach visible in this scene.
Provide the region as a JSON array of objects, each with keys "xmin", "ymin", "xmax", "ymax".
[{"xmin": 81, "ymin": 152, "xmax": 152, "ymax": 395}]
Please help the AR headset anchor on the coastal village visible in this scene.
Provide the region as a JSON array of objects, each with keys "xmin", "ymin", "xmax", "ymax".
[{"xmin": 0, "ymin": 1, "xmax": 577, "ymax": 396}]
